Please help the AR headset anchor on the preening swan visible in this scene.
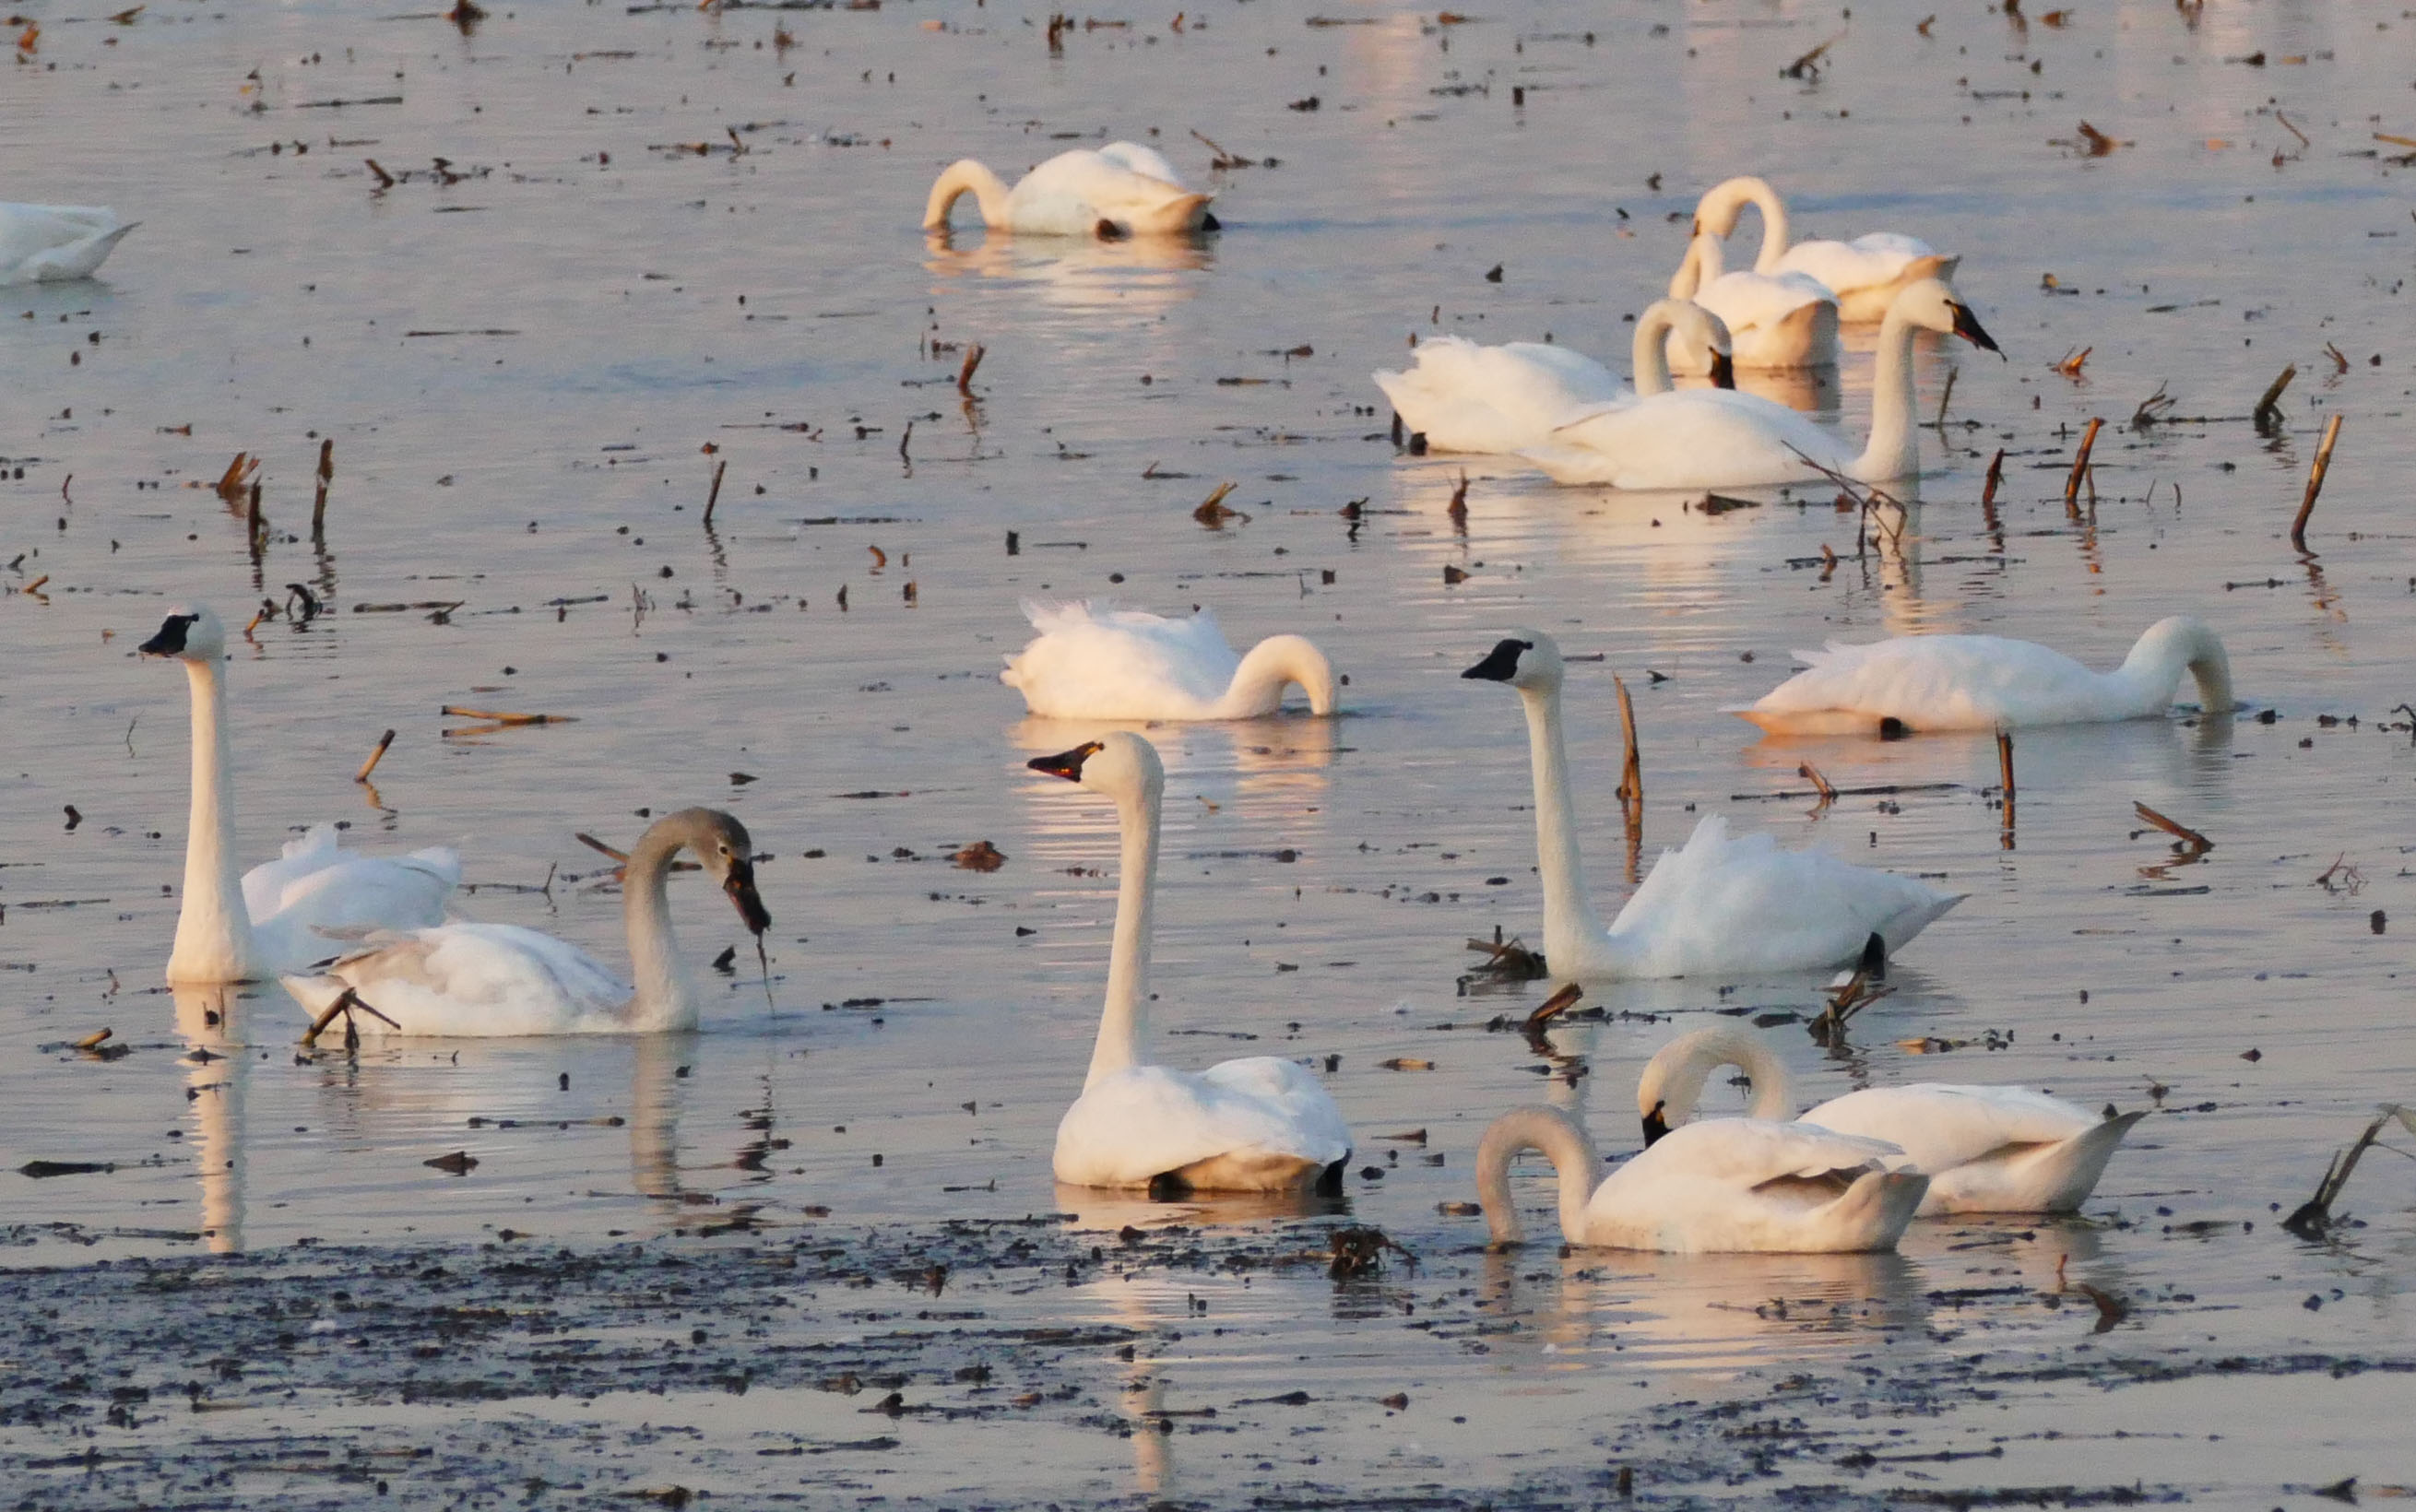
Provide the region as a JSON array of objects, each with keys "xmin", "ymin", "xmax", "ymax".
[
  {"xmin": 1001, "ymin": 602, "xmax": 1338, "ymax": 721},
  {"xmin": 0, "ymin": 204, "xmax": 137, "ymax": 285},
  {"xmin": 1694, "ymin": 175, "xmax": 1961, "ymax": 325},
  {"xmin": 1369, "ymin": 299, "xmax": 1736, "ymax": 455},
  {"xmin": 140, "ymin": 607, "xmax": 459, "ymax": 984},
  {"xmin": 1461, "ymin": 632, "xmax": 1960, "ymax": 980},
  {"xmin": 1031, "ymin": 733, "xmax": 1352, "ymax": 1194},
  {"xmin": 1736, "ymin": 615, "xmax": 2236, "ymax": 736},
  {"xmin": 1636, "ymin": 1026, "xmax": 2146, "ymax": 1215},
  {"xmin": 284, "ymin": 809, "xmax": 771, "ymax": 1036},
  {"xmin": 923, "ymin": 143, "xmax": 1214, "ymax": 239},
  {"xmin": 1665, "ymin": 230, "xmax": 1840, "ymax": 372},
  {"xmin": 1522, "ymin": 278, "xmax": 1999, "ymax": 490},
  {"xmin": 1475, "ymin": 1104, "xmax": 1926, "ymax": 1253}
]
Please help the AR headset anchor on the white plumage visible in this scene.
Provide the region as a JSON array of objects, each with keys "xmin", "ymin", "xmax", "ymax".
[
  {"xmin": 1736, "ymin": 616, "xmax": 2237, "ymax": 735},
  {"xmin": 242, "ymin": 826, "xmax": 462, "ymax": 977},
  {"xmin": 1001, "ymin": 602, "xmax": 1338, "ymax": 721},
  {"xmin": 1691, "ymin": 176, "xmax": 1962, "ymax": 324},
  {"xmin": 0, "ymin": 204, "xmax": 137, "ymax": 285},
  {"xmin": 923, "ymin": 144, "xmax": 1213, "ymax": 238},
  {"xmin": 1666, "ymin": 231, "xmax": 1840, "ymax": 372}
]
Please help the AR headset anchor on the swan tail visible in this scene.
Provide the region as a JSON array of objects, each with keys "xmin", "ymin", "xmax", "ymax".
[
  {"xmin": 1830, "ymin": 1168, "xmax": 1928, "ymax": 1250},
  {"xmin": 406, "ymin": 846, "xmax": 464, "ymax": 892},
  {"xmin": 1877, "ymin": 889, "xmax": 1963, "ymax": 956},
  {"xmin": 1126, "ymin": 191, "xmax": 1214, "ymax": 237},
  {"xmin": 2026, "ymin": 1109, "xmax": 2147, "ymax": 1213}
]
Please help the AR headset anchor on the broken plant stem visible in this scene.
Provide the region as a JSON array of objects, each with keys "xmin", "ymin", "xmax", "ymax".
[
  {"xmin": 2133, "ymin": 800, "xmax": 2211, "ymax": 852},
  {"xmin": 355, "ymin": 728, "xmax": 396, "ymax": 785},
  {"xmin": 2065, "ymin": 417, "xmax": 2102, "ymax": 514},
  {"xmin": 2292, "ymin": 414, "xmax": 2341, "ymax": 553}
]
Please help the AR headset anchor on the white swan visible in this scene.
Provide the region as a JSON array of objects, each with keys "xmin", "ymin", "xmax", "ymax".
[
  {"xmin": 1736, "ymin": 616, "xmax": 2236, "ymax": 736},
  {"xmin": 1475, "ymin": 1104, "xmax": 1926, "ymax": 1253},
  {"xmin": 140, "ymin": 607, "xmax": 459, "ymax": 984},
  {"xmin": 1522, "ymin": 278, "xmax": 1999, "ymax": 490},
  {"xmin": 1001, "ymin": 602, "xmax": 1338, "ymax": 721},
  {"xmin": 1031, "ymin": 733, "xmax": 1352, "ymax": 1194},
  {"xmin": 1695, "ymin": 176, "xmax": 1961, "ymax": 325},
  {"xmin": 1636, "ymin": 1026, "xmax": 2146, "ymax": 1216},
  {"xmin": 284, "ymin": 809, "xmax": 770, "ymax": 1036},
  {"xmin": 923, "ymin": 143, "xmax": 1214, "ymax": 239},
  {"xmin": 0, "ymin": 204, "xmax": 137, "ymax": 285},
  {"xmin": 1665, "ymin": 230, "xmax": 1841, "ymax": 372},
  {"xmin": 1369, "ymin": 299, "xmax": 1736, "ymax": 455},
  {"xmin": 1460, "ymin": 632, "xmax": 1960, "ymax": 980}
]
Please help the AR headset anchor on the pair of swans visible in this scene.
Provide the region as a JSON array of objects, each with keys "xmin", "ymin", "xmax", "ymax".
[
  {"xmin": 924, "ymin": 143, "xmax": 1214, "ymax": 240},
  {"xmin": 1001, "ymin": 602, "xmax": 1338, "ymax": 721},
  {"xmin": 1476, "ymin": 1025, "xmax": 2140, "ymax": 1252},
  {"xmin": 1694, "ymin": 175, "xmax": 1962, "ymax": 325},
  {"xmin": 1, "ymin": 203, "xmax": 136, "ymax": 285},
  {"xmin": 144, "ymin": 607, "xmax": 768, "ymax": 1034},
  {"xmin": 1370, "ymin": 300, "xmax": 1736, "ymax": 455}
]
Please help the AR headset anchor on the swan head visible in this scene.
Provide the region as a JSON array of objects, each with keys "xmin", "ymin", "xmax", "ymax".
[
  {"xmin": 657, "ymin": 808, "xmax": 771, "ymax": 937},
  {"xmin": 138, "ymin": 605, "xmax": 226, "ymax": 663},
  {"xmin": 1028, "ymin": 729, "xmax": 1164, "ymax": 805},
  {"xmin": 1894, "ymin": 278, "xmax": 2001, "ymax": 357},
  {"xmin": 1460, "ymin": 631, "xmax": 1563, "ymax": 693},
  {"xmin": 1689, "ymin": 175, "xmax": 1776, "ymax": 241}
]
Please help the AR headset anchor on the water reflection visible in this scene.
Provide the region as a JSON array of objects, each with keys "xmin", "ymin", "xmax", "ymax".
[
  {"xmin": 173, "ymin": 986, "xmax": 248, "ymax": 1253},
  {"xmin": 924, "ymin": 230, "xmax": 1213, "ymax": 318},
  {"xmin": 1053, "ymin": 1181, "xmax": 1347, "ymax": 1233}
]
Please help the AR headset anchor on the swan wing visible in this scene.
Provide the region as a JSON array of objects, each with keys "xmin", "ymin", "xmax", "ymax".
[
  {"xmin": 1054, "ymin": 1060, "xmax": 1349, "ymax": 1187},
  {"xmin": 1626, "ymin": 1116, "xmax": 1906, "ymax": 1187},
  {"xmin": 1373, "ymin": 337, "xmax": 1628, "ymax": 454},
  {"xmin": 1523, "ymin": 390, "xmax": 1845, "ymax": 489},
  {"xmin": 1745, "ymin": 634, "xmax": 2115, "ymax": 730},
  {"xmin": 1695, "ymin": 270, "xmax": 1834, "ymax": 333},
  {"xmin": 1579, "ymin": 1116, "xmax": 1925, "ymax": 1252},
  {"xmin": 1093, "ymin": 141, "xmax": 1185, "ymax": 185},
  {"xmin": 303, "ymin": 921, "xmax": 632, "ymax": 1036},
  {"xmin": 0, "ymin": 204, "xmax": 133, "ymax": 284},
  {"xmin": 1803, "ymin": 1084, "xmax": 2096, "ymax": 1173},
  {"xmin": 1773, "ymin": 235, "xmax": 1937, "ymax": 295},
  {"xmin": 243, "ymin": 827, "xmax": 461, "ymax": 972},
  {"xmin": 1002, "ymin": 601, "xmax": 1240, "ymax": 718},
  {"xmin": 1013, "ymin": 148, "xmax": 1211, "ymax": 235}
]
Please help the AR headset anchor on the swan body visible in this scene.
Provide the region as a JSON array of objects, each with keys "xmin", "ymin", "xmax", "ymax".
[
  {"xmin": 1476, "ymin": 1104, "xmax": 1926, "ymax": 1253},
  {"xmin": 284, "ymin": 809, "xmax": 770, "ymax": 1036},
  {"xmin": 1031, "ymin": 733, "xmax": 1351, "ymax": 1193},
  {"xmin": 1637, "ymin": 1026, "xmax": 2146, "ymax": 1216},
  {"xmin": 1369, "ymin": 300, "xmax": 1735, "ymax": 455},
  {"xmin": 1461, "ymin": 632, "xmax": 1960, "ymax": 981},
  {"xmin": 1001, "ymin": 602, "xmax": 1338, "ymax": 721},
  {"xmin": 141, "ymin": 607, "xmax": 459, "ymax": 984},
  {"xmin": 1696, "ymin": 175, "xmax": 1961, "ymax": 324},
  {"xmin": 0, "ymin": 204, "xmax": 137, "ymax": 285},
  {"xmin": 1666, "ymin": 232, "xmax": 1840, "ymax": 372},
  {"xmin": 1736, "ymin": 616, "xmax": 2237, "ymax": 735},
  {"xmin": 923, "ymin": 143, "xmax": 1213, "ymax": 238},
  {"xmin": 1522, "ymin": 278, "xmax": 1999, "ymax": 489}
]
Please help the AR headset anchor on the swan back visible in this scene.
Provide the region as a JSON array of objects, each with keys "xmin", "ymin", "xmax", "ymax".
[
  {"xmin": 1802, "ymin": 1089, "xmax": 2146, "ymax": 1215},
  {"xmin": 1002, "ymin": 602, "xmax": 1240, "ymax": 718},
  {"xmin": 1582, "ymin": 1117, "xmax": 1925, "ymax": 1253},
  {"xmin": 1054, "ymin": 1057, "xmax": 1349, "ymax": 1191},
  {"xmin": 0, "ymin": 203, "xmax": 136, "ymax": 284},
  {"xmin": 1013, "ymin": 147, "xmax": 1213, "ymax": 237},
  {"xmin": 1370, "ymin": 336, "xmax": 1627, "ymax": 453}
]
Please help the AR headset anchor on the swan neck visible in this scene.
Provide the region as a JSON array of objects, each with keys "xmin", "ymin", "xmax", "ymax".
[
  {"xmin": 623, "ymin": 826, "xmax": 698, "ymax": 1032},
  {"xmin": 923, "ymin": 159, "xmax": 1013, "ymax": 230},
  {"xmin": 1643, "ymin": 1028, "xmax": 1795, "ymax": 1128},
  {"xmin": 1744, "ymin": 179, "xmax": 1790, "ymax": 273},
  {"xmin": 1223, "ymin": 635, "xmax": 1336, "ymax": 716},
  {"xmin": 2119, "ymin": 618, "xmax": 2235, "ymax": 715},
  {"xmin": 168, "ymin": 657, "xmax": 260, "ymax": 983},
  {"xmin": 1475, "ymin": 1107, "xmax": 1602, "ymax": 1245},
  {"xmin": 1631, "ymin": 306, "xmax": 1677, "ymax": 396},
  {"xmin": 1852, "ymin": 305, "xmax": 1923, "ymax": 482},
  {"xmin": 1087, "ymin": 779, "xmax": 1162, "ymax": 1089},
  {"xmin": 1666, "ymin": 235, "xmax": 1708, "ymax": 301},
  {"xmin": 1518, "ymin": 683, "xmax": 1614, "ymax": 975}
]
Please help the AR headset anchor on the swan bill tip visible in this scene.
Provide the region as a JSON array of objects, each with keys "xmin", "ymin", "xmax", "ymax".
[
  {"xmin": 1028, "ymin": 740, "xmax": 1104, "ymax": 781},
  {"xmin": 138, "ymin": 612, "xmax": 200, "ymax": 656},
  {"xmin": 724, "ymin": 860, "xmax": 772, "ymax": 935},
  {"xmin": 1640, "ymin": 1101, "xmax": 1671, "ymax": 1147},
  {"xmin": 1461, "ymin": 639, "xmax": 1533, "ymax": 682},
  {"xmin": 1709, "ymin": 348, "xmax": 1737, "ymax": 389},
  {"xmin": 1948, "ymin": 300, "xmax": 2001, "ymax": 356}
]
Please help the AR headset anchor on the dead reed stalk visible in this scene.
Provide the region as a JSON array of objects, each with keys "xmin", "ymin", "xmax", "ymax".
[
  {"xmin": 2291, "ymin": 414, "xmax": 2342, "ymax": 552},
  {"xmin": 2064, "ymin": 418, "xmax": 2102, "ymax": 514},
  {"xmin": 704, "ymin": 458, "xmax": 727, "ymax": 528},
  {"xmin": 312, "ymin": 439, "xmax": 333, "ymax": 539},
  {"xmin": 1997, "ymin": 728, "xmax": 2016, "ymax": 844},
  {"xmin": 355, "ymin": 728, "xmax": 396, "ymax": 784},
  {"xmin": 1612, "ymin": 674, "xmax": 1642, "ymax": 829}
]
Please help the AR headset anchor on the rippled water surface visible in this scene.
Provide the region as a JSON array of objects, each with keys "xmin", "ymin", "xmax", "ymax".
[{"xmin": 4, "ymin": 0, "xmax": 2415, "ymax": 1502}]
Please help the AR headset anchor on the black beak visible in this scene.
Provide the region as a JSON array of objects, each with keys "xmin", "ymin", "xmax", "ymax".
[
  {"xmin": 138, "ymin": 613, "xmax": 197, "ymax": 657},
  {"xmin": 1095, "ymin": 219, "xmax": 1129, "ymax": 242},
  {"xmin": 1857, "ymin": 931, "xmax": 1888, "ymax": 983},
  {"xmin": 1641, "ymin": 1102, "xmax": 1671, "ymax": 1147},
  {"xmin": 723, "ymin": 858, "xmax": 771, "ymax": 936},
  {"xmin": 1709, "ymin": 349, "xmax": 1737, "ymax": 390},
  {"xmin": 1461, "ymin": 638, "xmax": 1532, "ymax": 682},
  {"xmin": 1199, "ymin": 210, "xmax": 1222, "ymax": 233},
  {"xmin": 1948, "ymin": 301, "xmax": 2002, "ymax": 357},
  {"xmin": 1027, "ymin": 741, "xmax": 1103, "ymax": 782}
]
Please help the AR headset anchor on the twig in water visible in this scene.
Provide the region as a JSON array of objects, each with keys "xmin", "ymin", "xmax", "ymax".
[
  {"xmin": 439, "ymin": 705, "xmax": 576, "ymax": 726},
  {"xmin": 355, "ymin": 729, "xmax": 396, "ymax": 785},
  {"xmin": 1520, "ymin": 982, "xmax": 1583, "ymax": 1055},
  {"xmin": 956, "ymin": 343, "xmax": 985, "ymax": 397},
  {"xmin": 2132, "ymin": 800, "xmax": 2211, "ymax": 853},
  {"xmin": 1447, "ymin": 468, "xmax": 1470, "ymax": 522},
  {"xmin": 300, "ymin": 987, "xmax": 399, "ymax": 1049},
  {"xmin": 1809, "ymin": 934, "xmax": 1890, "ymax": 1047},
  {"xmin": 2291, "ymin": 414, "xmax": 2342, "ymax": 553},
  {"xmin": 2252, "ymin": 363, "xmax": 2296, "ymax": 428},
  {"xmin": 1933, "ymin": 366, "xmax": 1956, "ymax": 430},
  {"xmin": 704, "ymin": 459, "xmax": 727, "ymax": 527},
  {"xmin": 1464, "ymin": 927, "xmax": 1546, "ymax": 981},
  {"xmin": 1193, "ymin": 481, "xmax": 1247, "ymax": 527},
  {"xmin": 2064, "ymin": 418, "xmax": 2102, "ymax": 514},
  {"xmin": 1981, "ymin": 447, "xmax": 2006, "ymax": 513},
  {"xmin": 898, "ymin": 420, "xmax": 913, "ymax": 467},
  {"xmin": 1779, "ymin": 31, "xmax": 1843, "ymax": 79},
  {"xmin": 1190, "ymin": 128, "xmax": 1248, "ymax": 170},
  {"xmin": 2054, "ymin": 346, "xmax": 2091, "ymax": 379},
  {"xmin": 1613, "ymin": 674, "xmax": 1643, "ymax": 828},
  {"xmin": 2275, "ymin": 109, "xmax": 2310, "ymax": 148},
  {"xmin": 1798, "ymin": 761, "xmax": 1837, "ymax": 813},
  {"xmin": 1997, "ymin": 728, "xmax": 2017, "ymax": 844},
  {"xmin": 2130, "ymin": 383, "xmax": 2174, "ymax": 429},
  {"xmin": 2312, "ymin": 854, "xmax": 2364, "ymax": 894},
  {"xmin": 312, "ymin": 439, "xmax": 334, "ymax": 539},
  {"xmin": 2281, "ymin": 1105, "xmax": 2415, "ymax": 1239},
  {"xmin": 246, "ymin": 482, "xmax": 266, "ymax": 561}
]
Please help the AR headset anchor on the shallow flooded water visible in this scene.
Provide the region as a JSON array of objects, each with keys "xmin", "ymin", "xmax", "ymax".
[{"xmin": 4, "ymin": 0, "xmax": 2415, "ymax": 1502}]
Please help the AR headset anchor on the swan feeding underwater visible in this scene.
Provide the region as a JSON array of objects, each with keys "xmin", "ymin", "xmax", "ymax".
[
  {"xmin": 1001, "ymin": 603, "xmax": 1339, "ymax": 721},
  {"xmin": 923, "ymin": 143, "xmax": 1214, "ymax": 239}
]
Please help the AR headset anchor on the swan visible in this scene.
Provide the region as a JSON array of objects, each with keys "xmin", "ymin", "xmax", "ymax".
[
  {"xmin": 1001, "ymin": 602, "xmax": 1338, "ymax": 721},
  {"xmin": 1031, "ymin": 733, "xmax": 1352, "ymax": 1194},
  {"xmin": 0, "ymin": 204, "xmax": 137, "ymax": 285},
  {"xmin": 1665, "ymin": 230, "xmax": 1841, "ymax": 372},
  {"xmin": 1475, "ymin": 1104, "xmax": 1926, "ymax": 1253},
  {"xmin": 923, "ymin": 142, "xmax": 1214, "ymax": 239},
  {"xmin": 139, "ymin": 607, "xmax": 459, "ymax": 984},
  {"xmin": 284, "ymin": 808, "xmax": 770, "ymax": 1036},
  {"xmin": 1735, "ymin": 616, "xmax": 2236, "ymax": 736},
  {"xmin": 1636, "ymin": 1026, "xmax": 2147, "ymax": 1216},
  {"xmin": 1522, "ymin": 278, "xmax": 1999, "ymax": 490},
  {"xmin": 1369, "ymin": 299, "xmax": 1736, "ymax": 455},
  {"xmin": 1695, "ymin": 176, "xmax": 1961, "ymax": 325},
  {"xmin": 1460, "ymin": 632, "xmax": 1961, "ymax": 980}
]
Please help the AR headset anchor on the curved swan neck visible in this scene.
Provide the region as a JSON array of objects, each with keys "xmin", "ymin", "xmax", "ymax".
[
  {"xmin": 1631, "ymin": 305, "xmax": 1679, "ymax": 396},
  {"xmin": 2117, "ymin": 616, "xmax": 2235, "ymax": 715},
  {"xmin": 1723, "ymin": 177, "xmax": 1791, "ymax": 273},
  {"xmin": 623, "ymin": 825, "xmax": 698, "ymax": 1032},
  {"xmin": 1639, "ymin": 1027, "xmax": 1795, "ymax": 1129},
  {"xmin": 1475, "ymin": 1106, "xmax": 1602, "ymax": 1244},
  {"xmin": 1223, "ymin": 635, "xmax": 1337, "ymax": 716},
  {"xmin": 1851, "ymin": 302, "xmax": 1925, "ymax": 482},
  {"xmin": 1667, "ymin": 232, "xmax": 1724, "ymax": 300},
  {"xmin": 1516, "ymin": 682, "xmax": 1616, "ymax": 975},
  {"xmin": 1088, "ymin": 773, "xmax": 1164, "ymax": 1089},
  {"xmin": 167, "ymin": 656, "xmax": 261, "ymax": 983},
  {"xmin": 923, "ymin": 159, "xmax": 1013, "ymax": 230}
]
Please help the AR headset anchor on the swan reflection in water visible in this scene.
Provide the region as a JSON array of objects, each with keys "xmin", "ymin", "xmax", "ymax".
[
  {"xmin": 925, "ymin": 229, "xmax": 1211, "ymax": 319},
  {"xmin": 174, "ymin": 985, "xmax": 250, "ymax": 1253}
]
